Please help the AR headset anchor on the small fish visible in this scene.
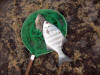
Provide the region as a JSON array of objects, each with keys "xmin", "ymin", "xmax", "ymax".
[
  {"xmin": 43, "ymin": 21, "xmax": 72, "ymax": 65},
  {"xmin": 35, "ymin": 14, "xmax": 46, "ymax": 32}
]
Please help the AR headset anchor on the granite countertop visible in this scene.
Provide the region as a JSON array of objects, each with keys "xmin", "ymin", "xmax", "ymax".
[{"xmin": 0, "ymin": 0, "xmax": 100, "ymax": 75}]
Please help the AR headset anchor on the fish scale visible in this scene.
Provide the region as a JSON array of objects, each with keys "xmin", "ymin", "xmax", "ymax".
[
  {"xmin": 47, "ymin": 33, "xmax": 63, "ymax": 42},
  {"xmin": 43, "ymin": 21, "xmax": 64, "ymax": 49},
  {"xmin": 43, "ymin": 21, "xmax": 72, "ymax": 65},
  {"xmin": 45, "ymin": 30, "xmax": 63, "ymax": 47}
]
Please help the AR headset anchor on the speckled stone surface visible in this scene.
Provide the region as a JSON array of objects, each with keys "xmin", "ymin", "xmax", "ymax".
[{"xmin": 0, "ymin": 0, "xmax": 100, "ymax": 75}]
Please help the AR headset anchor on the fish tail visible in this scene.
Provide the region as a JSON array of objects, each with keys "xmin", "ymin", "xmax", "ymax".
[{"xmin": 58, "ymin": 51, "xmax": 72, "ymax": 65}]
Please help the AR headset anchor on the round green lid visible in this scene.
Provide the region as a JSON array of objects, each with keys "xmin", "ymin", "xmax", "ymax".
[{"xmin": 21, "ymin": 9, "xmax": 67, "ymax": 57}]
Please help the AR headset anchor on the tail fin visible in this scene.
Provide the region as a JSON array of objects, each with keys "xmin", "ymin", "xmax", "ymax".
[{"xmin": 58, "ymin": 52, "xmax": 72, "ymax": 65}]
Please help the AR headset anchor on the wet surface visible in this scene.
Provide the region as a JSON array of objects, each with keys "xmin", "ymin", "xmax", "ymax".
[{"xmin": 0, "ymin": 0, "xmax": 100, "ymax": 75}]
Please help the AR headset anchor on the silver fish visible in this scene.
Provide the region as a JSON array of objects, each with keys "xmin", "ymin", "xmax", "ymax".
[
  {"xmin": 35, "ymin": 14, "xmax": 46, "ymax": 32},
  {"xmin": 43, "ymin": 21, "xmax": 72, "ymax": 65}
]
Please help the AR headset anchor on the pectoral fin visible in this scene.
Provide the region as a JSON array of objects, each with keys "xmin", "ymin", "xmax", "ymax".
[{"xmin": 46, "ymin": 45, "xmax": 52, "ymax": 51}]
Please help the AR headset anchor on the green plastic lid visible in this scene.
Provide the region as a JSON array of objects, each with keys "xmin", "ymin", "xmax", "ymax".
[{"xmin": 21, "ymin": 9, "xmax": 67, "ymax": 57}]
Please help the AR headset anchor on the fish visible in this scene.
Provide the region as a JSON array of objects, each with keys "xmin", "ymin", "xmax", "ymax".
[
  {"xmin": 35, "ymin": 14, "xmax": 46, "ymax": 32},
  {"xmin": 43, "ymin": 21, "xmax": 72, "ymax": 65}
]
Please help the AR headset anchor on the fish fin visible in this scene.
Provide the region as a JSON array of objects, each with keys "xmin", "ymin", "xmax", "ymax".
[
  {"xmin": 58, "ymin": 53, "xmax": 72, "ymax": 65},
  {"xmin": 62, "ymin": 38, "xmax": 67, "ymax": 44},
  {"xmin": 46, "ymin": 45, "xmax": 52, "ymax": 50}
]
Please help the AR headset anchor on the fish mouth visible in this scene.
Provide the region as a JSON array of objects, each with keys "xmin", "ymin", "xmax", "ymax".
[
  {"xmin": 45, "ymin": 21, "xmax": 49, "ymax": 24},
  {"xmin": 44, "ymin": 21, "xmax": 51, "ymax": 27}
]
